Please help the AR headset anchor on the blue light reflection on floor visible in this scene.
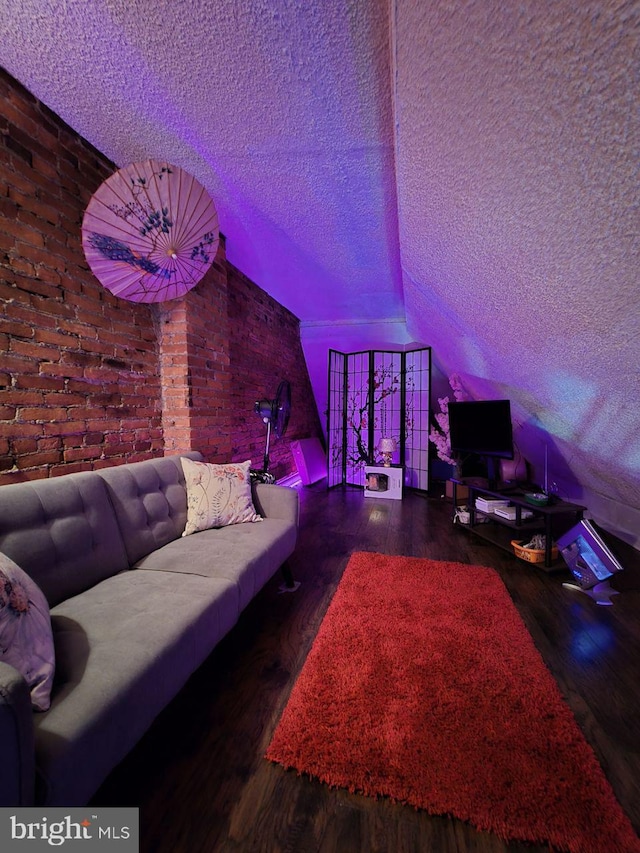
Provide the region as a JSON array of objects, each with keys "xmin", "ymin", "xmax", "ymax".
[{"xmin": 566, "ymin": 606, "xmax": 616, "ymax": 664}]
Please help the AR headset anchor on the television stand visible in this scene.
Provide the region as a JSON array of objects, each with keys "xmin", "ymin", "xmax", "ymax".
[{"xmin": 451, "ymin": 479, "xmax": 586, "ymax": 568}]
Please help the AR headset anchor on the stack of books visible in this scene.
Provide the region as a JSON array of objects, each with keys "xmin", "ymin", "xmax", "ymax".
[{"xmin": 475, "ymin": 497, "xmax": 510, "ymax": 514}]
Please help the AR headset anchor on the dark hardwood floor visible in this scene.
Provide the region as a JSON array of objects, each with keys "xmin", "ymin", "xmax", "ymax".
[{"xmin": 92, "ymin": 482, "xmax": 640, "ymax": 852}]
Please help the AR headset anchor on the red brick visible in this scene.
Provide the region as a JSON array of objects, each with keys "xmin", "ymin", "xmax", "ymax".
[
  {"xmin": 5, "ymin": 425, "xmax": 42, "ymax": 439},
  {"xmin": 2, "ymin": 389, "xmax": 45, "ymax": 405},
  {"xmin": 64, "ymin": 446, "xmax": 102, "ymax": 462},
  {"xmin": 76, "ymin": 308, "xmax": 107, "ymax": 326},
  {"xmin": 6, "ymin": 257, "xmax": 34, "ymax": 277},
  {"xmin": 9, "ymin": 188, "xmax": 61, "ymax": 225},
  {"xmin": 85, "ymin": 419, "xmax": 121, "ymax": 432},
  {"xmin": 17, "ymin": 450, "xmax": 62, "ymax": 468},
  {"xmin": 2, "ymin": 217, "xmax": 45, "ymax": 247},
  {"xmin": 15, "ymin": 375, "xmax": 66, "ymax": 391},
  {"xmin": 35, "ymin": 328, "xmax": 77, "ymax": 348},
  {"xmin": 10, "ymin": 274, "xmax": 61, "ymax": 300},
  {"xmin": 6, "ymin": 306, "xmax": 56, "ymax": 330},
  {"xmin": 37, "ymin": 437, "xmax": 62, "ymax": 451},
  {"xmin": 0, "ymin": 319, "xmax": 34, "ymax": 339},
  {"xmin": 31, "ymin": 296, "xmax": 75, "ymax": 319},
  {"xmin": 45, "ymin": 392, "xmax": 86, "ymax": 406},
  {"xmin": 34, "ymin": 266, "xmax": 62, "ymax": 286},
  {"xmin": 42, "ymin": 420, "xmax": 85, "ymax": 436},
  {"xmin": 41, "ymin": 362, "xmax": 84, "ymax": 379},
  {"xmin": 19, "ymin": 406, "xmax": 69, "ymax": 421},
  {"xmin": 11, "ymin": 340, "xmax": 61, "ymax": 361},
  {"xmin": 13, "ymin": 241, "xmax": 56, "ymax": 267}
]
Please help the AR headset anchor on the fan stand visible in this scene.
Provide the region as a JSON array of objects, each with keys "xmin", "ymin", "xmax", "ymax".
[
  {"xmin": 262, "ymin": 417, "xmax": 272, "ymax": 472},
  {"xmin": 252, "ymin": 400, "xmax": 276, "ymax": 483},
  {"xmin": 254, "ymin": 380, "xmax": 291, "ymax": 479}
]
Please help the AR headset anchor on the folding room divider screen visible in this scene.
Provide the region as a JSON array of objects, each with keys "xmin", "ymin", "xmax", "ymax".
[{"xmin": 327, "ymin": 348, "xmax": 431, "ymax": 491}]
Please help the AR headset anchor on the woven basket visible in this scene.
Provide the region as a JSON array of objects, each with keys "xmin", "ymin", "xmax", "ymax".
[{"xmin": 511, "ymin": 539, "xmax": 558, "ymax": 564}]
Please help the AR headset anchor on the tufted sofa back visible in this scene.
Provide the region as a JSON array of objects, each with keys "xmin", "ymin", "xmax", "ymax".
[
  {"xmin": 0, "ymin": 453, "xmax": 203, "ymax": 607},
  {"xmin": 0, "ymin": 471, "xmax": 129, "ymax": 607},
  {"xmin": 95, "ymin": 452, "xmax": 202, "ymax": 566}
]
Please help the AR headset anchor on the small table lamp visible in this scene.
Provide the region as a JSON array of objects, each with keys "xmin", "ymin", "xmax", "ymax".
[{"xmin": 378, "ymin": 437, "xmax": 397, "ymax": 467}]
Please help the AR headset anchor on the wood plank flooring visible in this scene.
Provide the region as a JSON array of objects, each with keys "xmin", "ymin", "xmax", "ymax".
[{"xmin": 92, "ymin": 482, "xmax": 640, "ymax": 853}]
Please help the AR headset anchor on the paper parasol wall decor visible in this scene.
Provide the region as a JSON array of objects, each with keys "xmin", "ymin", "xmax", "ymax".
[{"xmin": 82, "ymin": 159, "xmax": 219, "ymax": 303}]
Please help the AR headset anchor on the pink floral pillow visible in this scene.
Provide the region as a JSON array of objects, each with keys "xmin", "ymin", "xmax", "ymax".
[
  {"xmin": 181, "ymin": 458, "xmax": 263, "ymax": 536},
  {"xmin": 0, "ymin": 552, "xmax": 55, "ymax": 711}
]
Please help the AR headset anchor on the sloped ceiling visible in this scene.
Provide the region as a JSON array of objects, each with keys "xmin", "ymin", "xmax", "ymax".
[{"xmin": 2, "ymin": 1, "xmax": 639, "ymax": 542}]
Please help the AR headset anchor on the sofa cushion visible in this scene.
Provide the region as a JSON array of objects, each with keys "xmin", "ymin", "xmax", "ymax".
[
  {"xmin": 34, "ymin": 568, "xmax": 239, "ymax": 806},
  {"xmin": 252, "ymin": 482, "xmax": 300, "ymax": 524},
  {"xmin": 135, "ymin": 518, "xmax": 297, "ymax": 611},
  {"xmin": 97, "ymin": 452, "xmax": 203, "ymax": 565},
  {"xmin": 0, "ymin": 472, "xmax": 130, "ymax": 607},
  {"xmin": 0, "ymin": 553, "xmax": 55, "ymax": 711},
  {"xmin": 181, "ymin": 458, "xmax": 262, "ymax": 535}
]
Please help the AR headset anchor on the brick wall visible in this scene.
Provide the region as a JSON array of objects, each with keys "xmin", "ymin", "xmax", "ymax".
[
  {"xmin": 155, "ymin": 241, "xmax": 233, "ymax": 461},
  {"xmin": 0, "ymin": 69, "xmax": 322, "ymax": 484},
  {"xmin": 0, "ymin": 71, "xmax": 163, "ymax": 482},
  {"xmin": 228, "ymin": 263, "xmax": 323, "ymax": 480}
]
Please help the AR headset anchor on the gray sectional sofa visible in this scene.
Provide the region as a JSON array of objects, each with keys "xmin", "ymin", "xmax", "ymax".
[{"xmin": 0, "ymin": 452, "xmax": 299, "ymax": 806}]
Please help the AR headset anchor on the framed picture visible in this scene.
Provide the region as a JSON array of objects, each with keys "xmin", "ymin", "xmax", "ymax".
[{"xmin": 556, "ymin": 519, "xmax": 624, "ymax": 589}]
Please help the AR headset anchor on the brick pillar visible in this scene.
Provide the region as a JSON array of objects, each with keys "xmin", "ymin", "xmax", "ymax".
[{"xmin": 154, "ymin": 236, "xmax": 232, "ymax": 460}]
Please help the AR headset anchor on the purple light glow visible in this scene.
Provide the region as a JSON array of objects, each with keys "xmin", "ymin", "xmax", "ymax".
[{"xmin": 1, "ymin": 0, "xmax": 638, "ymax": 545}]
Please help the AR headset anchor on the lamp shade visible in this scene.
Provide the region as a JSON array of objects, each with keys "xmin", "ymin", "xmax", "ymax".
[{"xmin": 378, "ymin": 438, "xmax": 397, "ymax": 453}]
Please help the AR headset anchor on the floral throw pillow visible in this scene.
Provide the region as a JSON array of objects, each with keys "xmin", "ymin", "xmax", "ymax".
[
  {"xmin": 0, "ymin": 552, "xmax": 55, "ymax": 711},
  {"xmin": 181, "ymin": 458, "xmax": 263, "ymax": 536}
]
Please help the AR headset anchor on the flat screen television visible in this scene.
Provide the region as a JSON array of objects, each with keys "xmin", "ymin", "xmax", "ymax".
[
  {"xmin": 447, "ymin": 399, "xmax": 514, "ymax": 460},
  {"xmin": 447, "ymin": 399, "xmax": 514, "ymax": 488}
]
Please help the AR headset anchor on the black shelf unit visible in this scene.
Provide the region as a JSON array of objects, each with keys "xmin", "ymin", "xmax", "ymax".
[{"xmin": 451, "ymin": 479, "xmax": 587, "ymax": 569}]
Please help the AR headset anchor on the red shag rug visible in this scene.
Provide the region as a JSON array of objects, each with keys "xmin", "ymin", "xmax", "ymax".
[{"xmin": 266, "ymin": 552, "xmax": 640, "ymax": 853}]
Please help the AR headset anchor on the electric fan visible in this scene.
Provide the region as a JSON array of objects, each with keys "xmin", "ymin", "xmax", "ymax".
[{"xmin": 254, "ymin": 380, "xmax": 291, "ymax": 474}]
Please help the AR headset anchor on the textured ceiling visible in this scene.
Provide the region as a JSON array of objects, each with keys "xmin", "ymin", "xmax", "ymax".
[
  {"xmin": 2, "ymin": 0, "xmax": 639, "ymax": 541},
  {"xmin": 2, "ymin": 0, "xmax": 403, "ymax": 324}
]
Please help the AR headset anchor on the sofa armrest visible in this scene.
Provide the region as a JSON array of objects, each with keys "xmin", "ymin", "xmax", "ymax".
[
  {"xmin": 252, "ymin": 483, "xmax": 299, "ymax": 527},
  {"xmin": 0, "ymin": 661, "xmax": 36, "ymax": 805}
]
